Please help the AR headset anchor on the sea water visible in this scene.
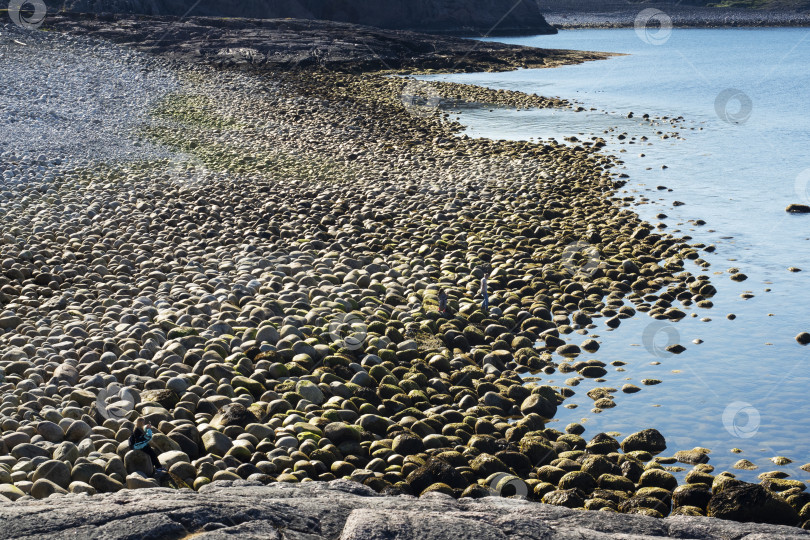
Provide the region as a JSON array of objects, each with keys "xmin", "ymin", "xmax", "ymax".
[{"xmin": 419, "ymin": 28, "xmax": 810, "ymax": 482}]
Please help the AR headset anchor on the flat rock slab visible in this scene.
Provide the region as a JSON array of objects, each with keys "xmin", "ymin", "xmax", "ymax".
[{"xmin": 2, "ymin": 479, "xmax": 809, "ymax": 539}]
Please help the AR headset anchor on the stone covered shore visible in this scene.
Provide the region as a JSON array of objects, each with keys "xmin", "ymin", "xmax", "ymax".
[{"xmin": 1, "ymin": 13, "xmax": 809, "ymax": 538}]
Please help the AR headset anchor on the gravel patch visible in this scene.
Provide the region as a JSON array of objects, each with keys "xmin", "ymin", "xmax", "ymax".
[{"xmin": 0, "ymin": 22, "xmax": 178, "ymax": 166}]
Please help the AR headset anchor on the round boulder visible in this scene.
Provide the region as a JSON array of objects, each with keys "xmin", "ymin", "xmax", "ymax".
[
  {"xmin": 158, "ymin": 450, "xmax": 190, "ymax": 469},
  {"xmin": 124, "ymin": 450, "xmax": 154, "ymax": 476},
  {"xmin": 620, "ymin": 429, "xmax": 667, "ymax": 455},
  {"xmin": 392, "ymin": 434, "xmax": 424, "ymax": 456},
  {"xmin": 708, "ymin": 482, "xmax": 799, "ymax": 526},
  {"xmin": 53, "ymin": 441, "xmax": 79, "ymax": 464},
  {"xmin": 558, "ymin": 471, "xmax": 597, "ymax": 494},
  {"xmin": 585, "ymin": 433, "xmax": 620, "ymax": 455},
  {"xmin": 33, "ymin": 460, "xmax": 72, "ymax": 489},
  {"xmin": 30, "ymin": 478, "xmax": 68, "ymax": 499},
  {"xmin": 520, "ymin": 394, "xmax": 557, "ymax": 419},
  {"xmin": 542, "ymin": 488, "xmax": 585, "ymax": 508},
  {"xmin": 323, "ymin": 422, "xmax": 361, "ymax": 446},
  {"xmin": 36, "ymin": 421, "xmax": 64, "ymax": 443},
  {"xmin": 89, "ymin": 473, "xmax": 124, "ymax": 493},
  {"xmin": 639, "ymin": 469, "xmax": 678, "ymax": 491},
  {"xmin": 202, "ymin": 430, "xmax": 233, "ymax": 457}
]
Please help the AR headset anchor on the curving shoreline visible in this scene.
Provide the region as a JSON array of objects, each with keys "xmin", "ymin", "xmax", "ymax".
[{"xmin": 1, "ymin": 13, "xmax": 809, "ymax": 535}]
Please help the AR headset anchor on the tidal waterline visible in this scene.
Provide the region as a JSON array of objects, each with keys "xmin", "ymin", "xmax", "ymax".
[{"xmin": 419, "ymin": 28, "xmax": 810, "ymax": 482}]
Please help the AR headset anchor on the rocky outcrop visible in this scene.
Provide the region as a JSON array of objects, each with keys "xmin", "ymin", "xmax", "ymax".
[
  {"xmin": 2, "ymin": 480, "xmax": 809, "ymax": 539},
  {"xmin": 43, "ymin": 13, "xmax": 604, "ymax": 73},
  {"xmin": 51, "ymin": 0, "xmax": 557, "ymax": 35}
]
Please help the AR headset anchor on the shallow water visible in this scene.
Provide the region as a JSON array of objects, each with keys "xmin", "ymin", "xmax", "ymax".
[{"xmin": 419, "ymin": 28, "xmax": 810, "ymax": 482}]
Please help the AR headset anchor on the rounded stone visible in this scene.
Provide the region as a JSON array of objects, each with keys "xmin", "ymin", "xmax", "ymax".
[
  {"xmin": 36, "ymin": 421, "xmax": 65, "ymax": 443},
  {"xmin": 620, "ymin": 429, "xmax": 667, "ymax": 455},
  {"xmin": 31, "ymin": 478, "xmax": 69, "ymax": 499},
  {"xmin": 159, "ymin": 450, "xmax": 191, "ymax": 469},
  {"xmin": 124, "ymin": 450, "xmax": 154, "ymax": 476},
  {"xmin": 201, "ymin": 431, "xmax": 233, "ymax": 457},
  {"xmin": 33, "ymin": 460, "xmax": 72, "ymax": 489}
]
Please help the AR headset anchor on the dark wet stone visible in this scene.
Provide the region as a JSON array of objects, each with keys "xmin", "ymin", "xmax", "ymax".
[
  {"xmin": 406, "ymin": 457, "xmax": 467, "ymax": 494},
  {"xmin": 707, "ymin": 482, "xmax": 800, "ymax": 526},
  {"xmin": 621, "ymin": 429, "xmax": 667, "ymax": 455}
]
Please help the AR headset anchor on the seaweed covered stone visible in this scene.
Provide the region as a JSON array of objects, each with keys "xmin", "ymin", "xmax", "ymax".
[
  {"xmin": 620, "ymin": 429, "xmax": 667, "ymax": 455},
  {"xmin": 708, "ymin": 483, "xmax": 799, "ymax": 526}
]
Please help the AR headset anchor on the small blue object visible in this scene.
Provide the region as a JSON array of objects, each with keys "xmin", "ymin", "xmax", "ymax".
[{"xmin": 133, "ymin": 428, "xmax": 153, "ymax": 450}]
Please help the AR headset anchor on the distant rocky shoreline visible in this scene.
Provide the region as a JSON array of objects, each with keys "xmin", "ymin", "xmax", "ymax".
[{"xmin": 543, "ymin": 2, "xmax": 810, "ymax": 28}]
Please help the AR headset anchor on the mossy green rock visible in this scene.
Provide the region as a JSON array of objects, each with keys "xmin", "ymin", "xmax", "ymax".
[
  {"xmin": 168, "ymin": 327, "xmax": 198, "ymax": 340},
  {"xmin": 357, "ymin": 414, "xmax": 392, "ymax": 435},
  {"xmin": 543, "ymin": 488, "xmax": 585, "ymax": 508},
  {"xmin": 558, "ymin": 471, "xmax": 597, "ymax": 494},
  {"xmin": 0, "ymin": 484, "xmax": 25, "ymax": 501},
  {"xmin": 324, "ymin": 422, "xmax": 361, "ymax": 445},
  {"xmin": 406, "ymin": 457, "xmax": 467, "ymax": 493},
  {"xmin": 673, "ymin": 483, "xmax": 712, "ymax": 510},
  {"xmin": 519, "ymin": 436, "xmax": 557, "ymax": 466},
  {"xmin": 597, "ymin": 474, "xmax": 635, "ymax": 492},
  {"xmin": 620, "ymin": 429, "xmax": 667, "ymax": 455},
  {"xmin": 296, "ymin": 380, "xmax": 325, "ymax": 405},
  {"xmin": 231, "ymin": 376, "xmax": 265, "ymax": 397},
  {"xmin": 639, "ymin": 469, "xmax": 678, "ymax": 491},
  {"xmin": 470, "ymin": 453, "xmax": 509, "ymax": 477},
  {"xmin": 708, "ymin": 483, "xmax": 799, "ymax": 526}
]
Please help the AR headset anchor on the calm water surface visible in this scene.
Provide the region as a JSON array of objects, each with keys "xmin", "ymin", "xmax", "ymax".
[{"xmin": 420, "ymin": 28, "xmax": 810, "ymax": 482}]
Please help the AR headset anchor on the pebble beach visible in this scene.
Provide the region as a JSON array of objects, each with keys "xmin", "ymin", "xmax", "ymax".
[{"xmin": 1, "ymin": 12, "xmax": 809, "ymax": 534}]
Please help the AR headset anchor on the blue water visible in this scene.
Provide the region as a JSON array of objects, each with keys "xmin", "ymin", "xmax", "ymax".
[{"xmin": 420, "ymin": 29, "xmax": 810, "ymax": 482}]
